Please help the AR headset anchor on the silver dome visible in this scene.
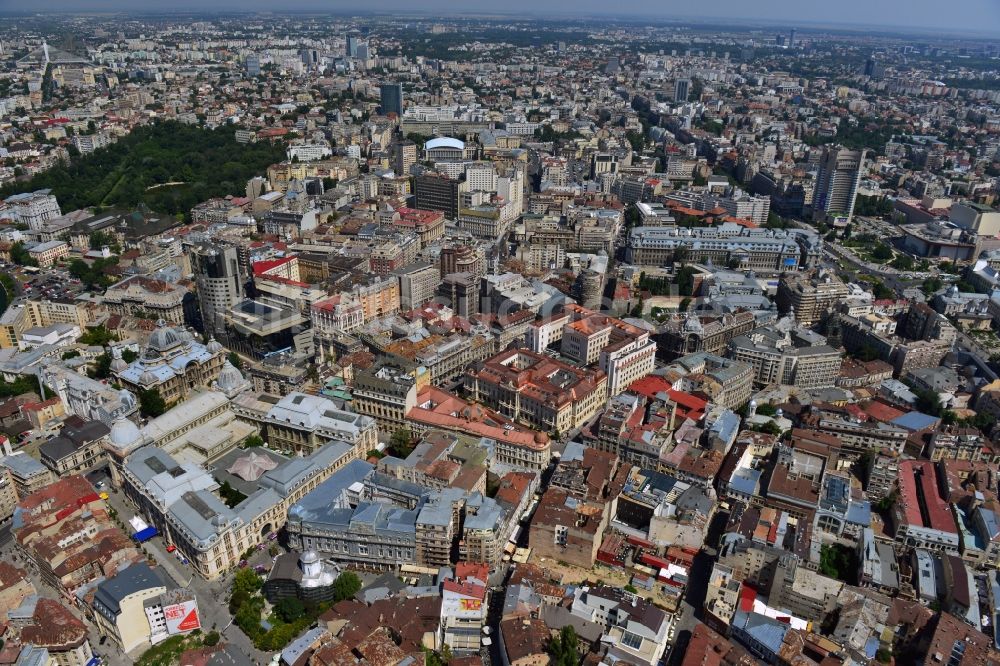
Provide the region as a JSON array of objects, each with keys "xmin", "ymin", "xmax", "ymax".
[
  {"xmin": 109, "ymin": 417, "xmax": 142, "ymax": 448},
  {"xmin": 216, "ymin": 360, "xmax": 246, "ymax": 393},
  {"xmin": 148, "ymin": 322, "xmax": 182, "ymax": 352}
]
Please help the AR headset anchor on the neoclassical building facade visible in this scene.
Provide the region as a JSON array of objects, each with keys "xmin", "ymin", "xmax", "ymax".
[{"xmin": 113, "ymin": 321, "xmax": 225, "ymax": 404}]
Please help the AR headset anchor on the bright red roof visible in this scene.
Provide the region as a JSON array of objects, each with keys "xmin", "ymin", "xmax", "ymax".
[
  {"xmin": 253, "ymin": 255, "xmax": 296, "ymax": 276},
  {"xmin": 864, "ymin": 400, "xmax": 906, "ymax": 423},
  {"xmin": 628, "ymin": 376, "xmax": 707, "ymax": 420},
  {"xmin": 455, "ymin": 562, "xmax": 489, "ymax": 583},
  {"xmin": 898, "ymin": 460, "xmax": 956, "ymax": 534},
  {"xmin": 442, "ymin": 579, "xmax": 486, "ymax": 599}
]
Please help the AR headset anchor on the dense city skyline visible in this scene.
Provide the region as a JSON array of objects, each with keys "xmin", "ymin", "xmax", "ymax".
[
  {"xmin": 1, "ymin": 7, "xmax": 1000, "ymax": 666},
  {"xmin": 19, "ymin": 0, "xmax": 1000, "ymax": 35}
]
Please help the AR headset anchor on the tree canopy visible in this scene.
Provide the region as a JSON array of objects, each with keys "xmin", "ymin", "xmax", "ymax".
[
  {"xmin": 549, "ymin": 626, "xmax": 580, "ymax": 666},
  {"xmin": 0, "ymin": 121, "xmax": 284, "ymax": 220},
  {"xmin": 139, "ymin": 388, "xmax": 167, "ymax": 418},
  {"xmin": 333, "ymin": 571, "xmax": 362, "ymax": 602}
]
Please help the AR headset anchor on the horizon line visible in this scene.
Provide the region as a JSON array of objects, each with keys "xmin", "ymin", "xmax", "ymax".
[{"xmin": 2, "ymin": 9, "xmax": 999, "ymax": 39}]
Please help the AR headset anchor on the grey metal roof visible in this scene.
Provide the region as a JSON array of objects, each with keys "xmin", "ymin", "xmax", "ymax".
[
  {"xmin": 125, "ymin": 446, "xmax": 218, "ymax": 507},
  {"xmin": 235, "ymin": 488, "xmax": 283, "ymax": 523},
  {"xmin": 286, "ymin": 459, "xmax": 373, "ymax": 524},
  {"xmin": 259, "ymin": 441, "xmax": 351, "ymax": 495},
  {"xmin": 366, "ymin": 471, "xmax": 425, "ymax": 499},
  {"xmin": 978, "ymin": 506, "xmax": 1000, "ymax": 540},
  {"xmin": 281, "ymin": 627, "xmax": 326, "ymax": 666},
  {"xmin": 124, "ymin": 446, "xmax": 179, "ymax": 485},
  {"xmin": 464, "ymin": 493, "xmax": 505, "ymax": 531},
  {"xmin": 169, "ymin": 489, "xmax": 236, "ymax": 547},
  {"xmin": 732, "ymin": 609, "xmax": 789, "ymax": 656},
  {"xmin": 416, "ymin": 496, "xmax": 454, "ymax": 527},
  {"xmin": 729, "ymin": 469, "xmax": 761, "ymax": 496},
  {"xmin": 39, "ymin": 436, "xmax": 79, "ymax": 462},
  {"xmin": 93, "ymin": 563, "xmax": 167, "ymax": 618},
  {"xmin": 16, "ymin": 645, "xmax": 51, "ymax": 666},
  {"xmin": 0, "ymin": 453, "xmax": 48, "ymax": 478}
]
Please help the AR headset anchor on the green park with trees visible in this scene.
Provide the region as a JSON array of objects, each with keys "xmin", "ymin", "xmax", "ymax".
[{"xmin": 0, "ymin": 121, "xmax": 284, "ymax": 220}]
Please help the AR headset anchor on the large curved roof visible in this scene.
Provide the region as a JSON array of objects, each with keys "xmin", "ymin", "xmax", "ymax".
[{"xmin": 425, "ymin": 137, "xmax": 465, "ymax": 151}]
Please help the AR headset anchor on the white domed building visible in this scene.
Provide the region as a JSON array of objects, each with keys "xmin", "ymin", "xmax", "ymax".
[
  {"xmin": 262, "ymin": 549, "xmax": 340, "ymax": 604},
  {"xmin": 113, "ymin": 320, "xmax": 226, "ymax": 404},
  {"xmin": 212, "ymin": 360, "xmax": 251, "ymax": 399},
  {"xmin": 104, "ymin": 416, "xmax": 148, "ymax": 480}
]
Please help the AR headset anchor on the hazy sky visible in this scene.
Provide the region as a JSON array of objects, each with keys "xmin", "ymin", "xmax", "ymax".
[{"xmin": 23, "ymin": 0, "xmax": 1000, "ymax": 35}]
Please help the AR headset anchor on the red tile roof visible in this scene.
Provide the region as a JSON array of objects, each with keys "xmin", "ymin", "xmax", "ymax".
[
  {"xmin": 898, "ymin": 460, "xmax": 956, "ymax": 534},
  {"xmin": 864, "ymin": 400, "xmax": 906, "ymax": 423}
]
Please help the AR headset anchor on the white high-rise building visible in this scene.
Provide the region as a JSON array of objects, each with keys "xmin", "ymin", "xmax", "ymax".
[
  {"xmin": 812, "ymin": 146, "xmax": 865, "ymax": 223},
  {"xmin": 465, "ymin": 162, "xmax": 497, "ymax": 193},
  {"xmin": 497, "ymin": 165, "xmax": 526, "ymax": 218},
  {"xmin": 3, "ymin": 191, "xmax": 61, "ymax": 230},
  {"xmin": 716, "ymin": 191, "xmax": 771, "ymax": 225}
]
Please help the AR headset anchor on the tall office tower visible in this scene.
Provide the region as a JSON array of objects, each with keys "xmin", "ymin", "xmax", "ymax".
[
  {"xmin": 812, "ymin": 146, "xmax": 866, "ymax": 224},
  {"xmin": 573, "ymin": 270, "xmax": 604, "ymax": 310},
  {"xmin": 192, "ymin": 244, "xmax": 244, "ymax": 337},
  {"xmin": 496, "ymin": 165, "xmax": 526, "ymax": 218},
  {"xmin": 300, "ymin": 48, "xmax": 318, "ymax": 69},
  {"xmin": 440, "ymin": 245, "xmax": 486, "ymax": 279},
  {"xmin": 355, "ymin": 43, "xmax": 370, "ymax": 60},
  {"xmin": 674, "ymin": 78, "xmax": 691, "ymax": 102},
  {"xmin": 414, "ymin": 173, "xmax": 462, "ymax": 220},
  {"xmin": 246, "ymin": 54, "xmax": 260, "ymax": 77},
  {"xmin": 345, "ymin": 32, "xmax": 360, "ymax": 58},
  {"xmin": 380, "ymin": 82, "xmax": 403, "ymax": 117},
  {"xmin": 789, "ymin": 29, "xmax": 797, "ymax": 47},
  {"xmin": 393, "ymin": 140, "xmax": 417, "ymax": 176},
  {"xmin": 864, "ymin": 57, "xmax": 885, "ymax": 80}
]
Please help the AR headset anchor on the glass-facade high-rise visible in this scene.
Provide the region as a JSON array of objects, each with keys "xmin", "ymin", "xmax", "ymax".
[{"xmin": 380, "ymin": 82, "xmax": 403, "ymax": 116}]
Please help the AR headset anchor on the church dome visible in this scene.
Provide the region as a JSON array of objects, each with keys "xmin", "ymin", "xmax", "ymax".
[
  {"xmin": 301, "ymin": 549, "xmax": 320, "ymax": 565},
  {"xmin": 148, "ymin": 320, "xmax": 182, "ymax": 352},
  {"xmin": 206, "ymin": 338, "xmax": 223, "ymax": 354},
  {"xmin": 119, "ymin": 389, "xmax": 137, "ymax": 410},
  {"xmin": 216, "ymin": 360, "xmax": 246, "ymax": 394},
  {"xmin": 109, "ymin": 418, "xmax": 142, "ymax": 449}
]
